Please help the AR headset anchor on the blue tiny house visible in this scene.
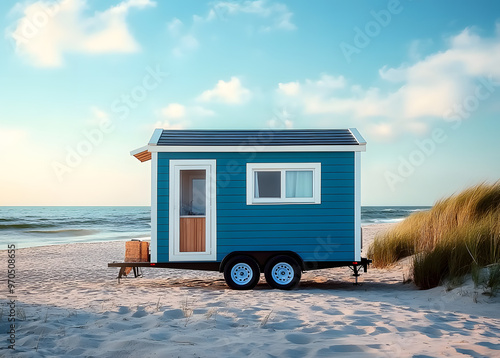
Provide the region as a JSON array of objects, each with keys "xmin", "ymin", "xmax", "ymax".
[{"xmin": 127, "ymin": 129, "xmax": 369, "ymax": 289}]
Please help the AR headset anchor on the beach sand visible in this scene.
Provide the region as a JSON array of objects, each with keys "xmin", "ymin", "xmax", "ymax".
[{"xmin": 2, "ymin": 223, "xmax": 500, "ymax": 357}]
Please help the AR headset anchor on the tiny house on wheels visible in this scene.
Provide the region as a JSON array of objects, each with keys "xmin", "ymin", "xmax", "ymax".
[{"xmin": 109, "ymin": 129, "xmax": 370, "ymax": 290}]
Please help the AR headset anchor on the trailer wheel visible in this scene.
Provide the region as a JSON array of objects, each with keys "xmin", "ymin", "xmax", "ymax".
[
  {"xmin": 265, "ymin": 255, "xmax": 301, "ymax": 290},
  {"xmin": 223, "ymin": 255, "xmax": 260, "ymax": 290}
]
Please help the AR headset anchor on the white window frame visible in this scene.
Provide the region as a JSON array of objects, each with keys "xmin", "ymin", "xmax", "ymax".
[{"xmin": 246, "ymin": 163, "xmax": 321, "ymax": 205}]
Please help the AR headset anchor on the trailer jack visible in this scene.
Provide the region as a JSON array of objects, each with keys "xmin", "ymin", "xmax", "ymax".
[
  {"xmin": 116, "ymin": 266, "xmax": 143, "ymax": 283},
  {"xmin": 348, "ymin": 259, "xmax": 371, "ymax": 285}
]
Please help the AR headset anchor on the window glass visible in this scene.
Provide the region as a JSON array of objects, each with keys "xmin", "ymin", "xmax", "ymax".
[
  {"xmin": 180, "ymin": 170, "xmax": 206, "ymax": 215},
  {"xmin": 286, "ymin": 170, "xmax": 313, "ymax": 198},
  {"xmin": 255, "ymin": 171, "xmax": 281, "ymax": 198}
]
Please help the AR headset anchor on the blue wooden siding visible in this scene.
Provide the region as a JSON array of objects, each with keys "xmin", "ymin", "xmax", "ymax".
[{"xmin": 156, "ymin": 151, "xmax": 355, "ymax": 263}]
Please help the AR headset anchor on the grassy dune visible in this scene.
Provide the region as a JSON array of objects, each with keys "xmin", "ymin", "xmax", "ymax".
[{"xmin": 368, "ymin": 182, "xmax": 500, "ymax": 289}]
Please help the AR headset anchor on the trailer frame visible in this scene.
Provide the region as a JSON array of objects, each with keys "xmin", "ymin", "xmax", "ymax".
[{"xmin": 108, "ymin": 256, "xmax": 372, "ymax": 285}]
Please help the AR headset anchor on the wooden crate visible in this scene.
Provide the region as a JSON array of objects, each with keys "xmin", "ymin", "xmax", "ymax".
[
  {"xmin": 124, "ymin": 240, "xmax": 150, "ymax": 276},
  {"xmin": 140, "ymin": 241, "xmax": 149, "ymax": 262}
]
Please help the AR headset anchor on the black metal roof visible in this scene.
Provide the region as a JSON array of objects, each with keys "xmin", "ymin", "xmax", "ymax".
[{"xmin": 156, "ymin": 129, "xmax": 363, "ymax": 146}]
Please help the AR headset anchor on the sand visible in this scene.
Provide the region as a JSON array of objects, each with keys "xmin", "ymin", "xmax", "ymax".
[{"xmin": 1, "ymin": 223, "xmax": 500, "ymax": 357}]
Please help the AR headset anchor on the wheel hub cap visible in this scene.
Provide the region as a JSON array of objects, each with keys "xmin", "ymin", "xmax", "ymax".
[
  {"xmin": 272, "ymin": 262, "xmax": 294, "ymax": 285},
  {"xmin": 231, "ymin": 263, "xmax": 253, "ymax": 285}
]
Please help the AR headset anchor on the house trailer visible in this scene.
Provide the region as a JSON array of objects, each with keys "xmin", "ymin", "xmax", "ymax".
[{"xmin": 116, "ymin": 129, "xmax": 369, "ymax": 290}]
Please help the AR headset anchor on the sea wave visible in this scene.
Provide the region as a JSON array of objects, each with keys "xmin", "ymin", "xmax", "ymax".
[
  {"xmin": 26, "ymin": 229, "xmax": 100, "ymax": 237},
  {"xmin": 0, "ymin": 223, "xmax": 57, "ymax": 229},
  {"xmin": 374, "ymin": 218, "xmax": 404, "ymax": 223}
]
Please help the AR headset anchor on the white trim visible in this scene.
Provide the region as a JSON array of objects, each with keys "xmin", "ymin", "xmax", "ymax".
[
  {"xmin": 147, "ymin": 144, "xmax": 366, "ymax": 153},
  {"xmin": 246, "ymin": 163, "xmax": 321, "ymax": 205},
  {"xmin": 130, "ymin": 145, "xmax": 149, "ymax": 156},
  {"xmin": 348, "ymin": 128, "xmax": 367, "ymax": 145},
  {"xmin": 149, "ymin": 128, "xmax": 163, "ymax": 145},
  {"xmin": 150, "ymin": 152, "xmax": 158, "ymax": 263},
  {"xmin": 169, "ymin": 159, "xmax": 217, "ymax": 261},
  {"xmin": 354, "ymin": 152, "xmax": 361, "ymax": 261}
]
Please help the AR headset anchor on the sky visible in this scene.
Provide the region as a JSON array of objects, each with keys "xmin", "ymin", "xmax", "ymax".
[{"xmin": 1, "ymin": 0, "xmax": 500, "ymax": 206}]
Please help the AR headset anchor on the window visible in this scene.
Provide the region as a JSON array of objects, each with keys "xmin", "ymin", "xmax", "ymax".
[
  {"xmin": 247, "ymin": 163, "xmax": 321, "ymax": 204},
  {"xmin": 180, "ymin": 170, "xmax": 206, "ymax": 216}
]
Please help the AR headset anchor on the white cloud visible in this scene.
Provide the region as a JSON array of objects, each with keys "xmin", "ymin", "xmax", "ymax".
[
  {"xmin": 166, "ymin": 1, "xmax": 294, "ymax": 57},
  {"xmin": 191, "ymin": 106, "xmax": 215, "ymax": 117},
  {"xmin": 153, "ymin": 120, "xmax": 186, "ymax": 130},
  {"xmin": 161, "ymin": 103, "xmax": 186, "ymax": 119},
  {"xmin": 278, "ymin": 81, "xmax": 300, "ymax": 96},
  {"xmin": 172, "ymin": 34, "xmax": 199, "ymax": 57},
  {"xmin": 407, "ymin": 38, "xmax": 434, "ymax": 61},
  {"xmin": 198, "ymin": 77, "xmax": 251, "ymax": 104},
  {"xmin": 278, "ymin": 74, "xmax": 346, "ymax": 98},
  {"xmin": 166, "ymin": 18, "xmax": 199, "ymax": 57},
  {"xmin": 87, "ymin": 106, "xmax": 111, "ymax": 125},
  {"xmin": 278, "ymin": 26, "xmax": 500, "ymax": 139},
  {"xmin": 0, "ymin": 127, "xmax": 28, "ymax": 147},
  {"xmin": 8, "ymin": 0, "xmax": 155, "ymax": 67},
  {"xmin": 167, "ymin": 17, "xmax": 183, "ymax": 36},
  {"xmin": 155, "ymin": 103, "xmax": 215, "ymax": 129},
  {"xmin": 210, "ymin": 0, "xmax": 296, "ymax": 31},
  {"xmin": 160, "ymin": 103, "xmax": 215, "ymax": 119},
  {"xmin": 307, "ymin": 74, "xmax": 346, "ymax": 90},
  {"xmin": 367, "ymin": 122, "xmax": 395, "ymax": 140}
]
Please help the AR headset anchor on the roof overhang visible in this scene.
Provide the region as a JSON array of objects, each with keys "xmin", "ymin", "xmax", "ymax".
[
  {"xmin": 131, "ymin": 144, "xmax": 365, "ymax": 161},
  {"xmin": 131, "ymin": 128, "xmax": 366, "ymax": 162},
  {"xmin": 348, "ymin": 128, "xmax": 366, "ymax": 145},
  {"xmin": 130, "ymin": 145, "xmax": 151, "ymax": 162}
]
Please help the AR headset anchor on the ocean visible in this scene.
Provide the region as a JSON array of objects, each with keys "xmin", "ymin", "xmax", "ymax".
[{"xmin": 0, "ymin": 206, "xmax": 430, "ymax": 249}]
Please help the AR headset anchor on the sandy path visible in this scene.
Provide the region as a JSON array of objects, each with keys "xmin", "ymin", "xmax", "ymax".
[{"xmin": 1, "ymin": 224, "xmax": 499, "ymax": 357}]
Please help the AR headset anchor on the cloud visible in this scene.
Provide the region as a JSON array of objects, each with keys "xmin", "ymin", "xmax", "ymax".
[
  {"xmin": 407, "ymin": 38, "xmax": 434, "ymax": 61},
  {"xmin": 166, "ymin": 1, "xmax": 294, "ymax": 57},
  {"xmin": 190, "ymin": 105, "xmax": 216, "ymax": 117},
  {"xmin": 277, "ymin": 26, "xmax": 500, "ymax": 138},
  {"xmin": 155, "ymin": 103, "xmax": 215, "ymax": 129},
  {"xmin": 8, "ymin": 0, "xmax": 155, "ymax": 67},
  {"xmin": 86, "ymin": 106, "xmax": 111, "ymax": 125},
  {"xmin": 153, "ymin": 120, "xmax": 186, "ymax": 130},
  {"xmin": 210, "ymin": 0, "xmax": 296, "ymax": 31},
  {"xmin": 278, "ymin": 75, "xmax": 346, "ymax": 97},
  {"xmin": 167, "ymin": 18, "xmax": 199, "ymax": 57},
  {"xmin": 161, "ymin": 103, "xmax": 186, "ymax": 119},
  {"xmin": 278, "ymin": 81, "xmax": 300, "ymax": 96},
  {"xmin": 0, "ymin": 127, "xmax": 28, "ymax": 147},
  {"xmin": 160, "ymin": 103, "xmax": 215, "ymax": 119},
  {"xmin": 197, "ymin": 77, "xmax": 251, "ymax": 104},
  {"xmin": 307, "ymin": 74, "xmax": 346, "ymax": 90},
  {"xmin": 267, "ymin": 108, "xmax": 294, "ymax": 129},
  {"xmin": 167, "ymin": 17, "xmax": 183, "ymax": 36}
]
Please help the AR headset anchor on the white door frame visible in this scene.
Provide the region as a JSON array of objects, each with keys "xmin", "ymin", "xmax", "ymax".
[{"xmin": 169, "ymin": 159, "xmax": 217, "ymax": 261}]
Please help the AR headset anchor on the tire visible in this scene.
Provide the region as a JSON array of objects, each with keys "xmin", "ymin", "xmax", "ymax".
[
  {"xmin": 223, "ymin": 255, "xmax": 260, "ymax": 290},
  {"xmin": 265, "ymin": 255, "xmax": 301, "ymax": 290}
]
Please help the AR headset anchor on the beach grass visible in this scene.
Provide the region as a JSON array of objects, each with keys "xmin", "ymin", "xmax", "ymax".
[{"xmin": 368, "ymin": 181, "xmax": 500, "ymax": 289}]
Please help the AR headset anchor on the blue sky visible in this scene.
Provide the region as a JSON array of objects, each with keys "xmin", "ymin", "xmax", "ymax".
[{"xmin": 1, "ymin": 0, "xmax": 500, "ymax": 206}]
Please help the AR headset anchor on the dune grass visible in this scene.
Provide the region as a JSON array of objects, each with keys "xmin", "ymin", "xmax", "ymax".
[{"xmin": 368, "ymin": 181, "xmax": 500, "ymax": 289}]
